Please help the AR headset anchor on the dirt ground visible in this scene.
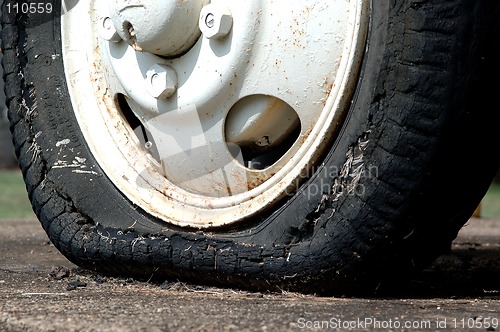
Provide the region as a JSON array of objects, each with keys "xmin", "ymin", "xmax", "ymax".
[{"xmin": 1, "ymin": 218, "xmax": 500, "ymax": 332}]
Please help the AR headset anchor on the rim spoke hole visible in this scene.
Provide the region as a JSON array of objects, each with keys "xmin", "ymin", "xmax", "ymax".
[
  {"xmin": 115, "ymin": 94, "xmax": 160, "ymax": 162},
  {"xmin": 225, "ymin": 95, "xmax": 301, "ymax": 170},
  {"xmin": 245, "ymin": 125, "xmax": 301, "ymax": 170}
]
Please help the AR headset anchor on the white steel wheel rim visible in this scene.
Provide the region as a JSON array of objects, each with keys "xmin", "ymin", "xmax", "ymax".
[{"xmin": 61, "ymin": 0, "xmax": 369, "ymax": 228}]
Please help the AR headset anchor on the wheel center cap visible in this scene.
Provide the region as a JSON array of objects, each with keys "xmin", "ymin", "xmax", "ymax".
[{"xmin": 109, "ymin": 0, "xmax": 207, "ymax": 57}]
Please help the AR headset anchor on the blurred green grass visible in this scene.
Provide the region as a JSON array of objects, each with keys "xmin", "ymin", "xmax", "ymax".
[
  {"xmin": 0, "ymin": 170, "xmax": 499, "ymax": 221},
  {"xmin": 481, "ymin": 182, "xmax": 500, "ymax": 219},
  {"xmin": 0, "ymin": 170, "xmax": 35, "ymax": 220}
]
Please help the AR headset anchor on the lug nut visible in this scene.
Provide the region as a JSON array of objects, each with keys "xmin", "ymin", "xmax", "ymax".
[
  {"xmin": 199, "ymin": 4, "xmax": 233, "ymax": 40},
  {"xmin": 98, "ymin": 17, "xmax": 122, "ymax": 43},
  {"xmin": 145, "ymin": 64, "xmax": 178, "ymax": 99},
  {"xmin": 205, "ymin": 13, "xmax": 215, "ymax": 28}
]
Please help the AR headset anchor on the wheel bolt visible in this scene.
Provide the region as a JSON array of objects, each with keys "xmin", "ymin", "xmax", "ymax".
[
  {"xmin": 145, "ymin": 64, "xmax": 178, "ymax": 99},
  {"xmin": 205, "ymin": 13, "xmax": 215, "ymax": 28},
  {"xmin": 199, "ymin": 4, "xmax": 233, "ymax": 40},
  {"xmin": 98, "ymin": 17, "xmax": 122, "ymax": 43}
]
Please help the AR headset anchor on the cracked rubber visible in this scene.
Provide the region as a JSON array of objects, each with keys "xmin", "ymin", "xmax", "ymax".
[{"xmin": 2, "ymin": 0, "xmax": 499, "ymax": 295}]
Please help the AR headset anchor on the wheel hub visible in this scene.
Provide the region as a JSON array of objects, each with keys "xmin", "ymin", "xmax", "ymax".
[{"xmin": 108, "ymin": 0, "xmax": 207, "ymax": 57}]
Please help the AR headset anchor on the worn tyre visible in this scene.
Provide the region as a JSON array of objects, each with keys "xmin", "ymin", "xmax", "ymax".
[{"xmin": 2, "ymin": 0, "xmax": 499, "ymax": 294}]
